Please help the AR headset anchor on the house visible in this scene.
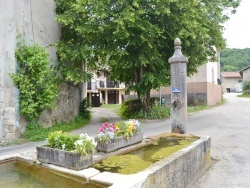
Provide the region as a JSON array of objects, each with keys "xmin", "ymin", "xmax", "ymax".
[
  {"xmin": 151, "ymin": 51, "xmax": 222, "ymax": 106},
  {"xmin": 220, "ymin": 72, "xmax": 243, "ymax": 93},
  {"xmin": 87, "ymin": 70, "xmax": 127, "ymax": 106},
  {"xmin": 239, "ymin": 65, "xmax": 250, "ymax": 82},
  {"xmin": 187, "ymin": 61, "xmax": 222, "ymax": 105}
]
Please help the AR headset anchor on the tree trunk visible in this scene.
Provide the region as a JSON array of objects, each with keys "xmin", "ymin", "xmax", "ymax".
[{"xmin": 144, "ymin": 90, "xmax": 151, "ymax": 113}]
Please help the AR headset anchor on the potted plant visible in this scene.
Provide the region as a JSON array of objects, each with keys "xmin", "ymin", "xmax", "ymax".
[
  {"xmin": 36, "ymin": 131, "xmax": 96, "ymax": 170},
  {"xmin": 95, "ymin": 119, "xmax": 143, "ymax": 152}
]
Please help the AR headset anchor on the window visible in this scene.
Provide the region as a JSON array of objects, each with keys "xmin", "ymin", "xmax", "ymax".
[{"xmin": 212, "ymin": 68, "xmax": 215, "ymax": 83}]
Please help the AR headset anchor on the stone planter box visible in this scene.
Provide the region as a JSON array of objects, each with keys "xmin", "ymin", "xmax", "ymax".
[
  {"xmin": 96, "ymin": 132, "xmax": 143, "ymax": 153},
  {"xmin": 36, "ymin": 146, "xmax": 93, "ymax": 170}
]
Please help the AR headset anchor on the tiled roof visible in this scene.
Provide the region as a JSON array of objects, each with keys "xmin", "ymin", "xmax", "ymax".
[
  {"xmin": 239, "ymin": 65, "xmax": 250, "ymax": 76},
  {"xmin": 221, "ymin": 72, "xmax": 242, "ymax": 78}
]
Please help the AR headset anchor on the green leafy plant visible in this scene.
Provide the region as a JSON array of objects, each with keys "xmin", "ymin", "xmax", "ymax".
[
  {"xmin": 74, "ymin": 133, "xmax": 97, "ymax": 155},
  {"xmin": 10, "ymin": 40, "xmax": 59, "ymax": 121},
  {"xmin": 120, "ymin": 99, "xmax": 170, "ymax": 120},
  {"xmin": 120, "ymin": 99, "xmax": 143, "ymax": 119},
  {"xmin": 47, "ymin": 131, "xmax": 96, "ymax": 155},
  {"xmin": 138, "ymin": 105, "xmax": 170, "ymax": 120},
  {"xmin": 79, "ymin": 98, "xmax": 91, "ymax": 119},
  {"xmin": 243, "ymin": 81, "xmax": 250, "ymax": 93},
  {"xmin": 47, "ymin": 130, "xmax": 78, "ymax": 150}
]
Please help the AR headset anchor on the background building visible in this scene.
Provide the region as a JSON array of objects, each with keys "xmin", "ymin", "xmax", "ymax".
[
  {"xmin": 87, "ymin": 70, "xmax": 127, "ymax": 106},
  {"xmin": 221, "ymin": 72, "xmax": 243, "ymax": 93},
  {"xmin": 151, "ymin": 51, "xmax": 222, "ymax": 106}
]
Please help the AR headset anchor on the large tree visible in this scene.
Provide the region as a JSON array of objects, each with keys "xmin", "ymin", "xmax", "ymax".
[{"xmin": 55, "ymin": 0, "xmax": 240, "ymax": 111}]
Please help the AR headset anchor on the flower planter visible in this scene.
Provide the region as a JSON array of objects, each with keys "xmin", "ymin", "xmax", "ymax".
[
  {"xmin": 36, "ymin": 146, "xmax": 93, "ymax": 170},
  {"xmin": 96, "ymin": 132, "xmax": 143, "ymax": 153}
]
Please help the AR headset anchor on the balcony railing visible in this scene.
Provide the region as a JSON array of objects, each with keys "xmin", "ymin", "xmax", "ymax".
[{"xmin": 88, "ymin": 80, "xmax": 125, "ymax": 90}]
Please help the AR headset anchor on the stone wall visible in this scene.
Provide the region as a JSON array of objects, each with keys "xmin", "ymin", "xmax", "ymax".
[
  {"xmin": 0, "ymin": 0, "xmax": 80, "ymax": 140},
  {"xmin": 243, "ymin": 68, "xmax": 250, "ymax": 82},
  {"xmin": 187, "ymin": 82, "xmax": 222, "ymax": 106},
  {"xmin": 38, "ymin": 83, "xmax": 81, "ymax": 128},
  {"xmin": 139, "ymin": 136, "xmax": 211, "ymax": 188},
  {"xmin": 123, "ymin": 94, "xmax": 207, "ymax": 106}
]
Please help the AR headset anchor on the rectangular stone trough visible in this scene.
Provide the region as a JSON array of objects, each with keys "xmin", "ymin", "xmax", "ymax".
[
  {"xmin": 89, "ymin": 135, "xmax": 211, "ymax": 188},
  {"xmin": 96, "ymin": 132, "xmax": 144, "ymax": 153},
  {"xmin": 36, "ymin": 146, "xmax": 93, "ymax": 170}
]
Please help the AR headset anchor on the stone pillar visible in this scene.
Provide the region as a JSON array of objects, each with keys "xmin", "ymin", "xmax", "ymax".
[{"xmin": 168, "ymin": 38, "xmax": 188, "ymax": 133}]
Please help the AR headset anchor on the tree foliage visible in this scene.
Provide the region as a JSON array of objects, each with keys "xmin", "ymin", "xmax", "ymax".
[
  {"xmin": 54, "ymin": 0, "xmax": 240, "ymax": 111},
  {"xmin": 220, "ymin": 48, "xmax": 250, "ymax": 71}
]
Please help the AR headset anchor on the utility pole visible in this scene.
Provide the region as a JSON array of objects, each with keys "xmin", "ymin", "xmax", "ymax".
[{"xmin": 168, "ymin": 38, "xmax": 188, "ymax": 133}]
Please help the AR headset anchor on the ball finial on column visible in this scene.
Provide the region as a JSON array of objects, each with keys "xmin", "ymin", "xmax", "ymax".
[{"xmin": 174, "ymin": 38, "xmax": 181, "ymax": 46}]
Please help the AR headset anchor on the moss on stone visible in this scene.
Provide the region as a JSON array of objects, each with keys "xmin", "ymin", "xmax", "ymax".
[
  {"xmin": 151, "ymin": 139, "xmax": 194, "ymax": 161},
  {"xmin": 93, "ymin": 137, "xmax": 197, "ymax": 175},
  {"xmin": 93, "ymin": 155, "xmax": 151, "ymax": 174}
]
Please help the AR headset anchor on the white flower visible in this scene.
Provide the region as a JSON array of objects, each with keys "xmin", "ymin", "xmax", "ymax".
[
  {"xmin": 61, "ymin": 144, "xmax": 66, "ymax": 150},
  {"xmin": 97, "ymin": 132, "xmax": 105, "ymax": 138},
  {"xmin": 74, "ymin": 139, "xmax": 83, "ymax": 146},
  {"xmin": 92, "ymin": 140, "xmax": 97, "ymax": 147},
  {"xmin": 107, "ymin": 131, "xmax": 115, "ymax": 139}
]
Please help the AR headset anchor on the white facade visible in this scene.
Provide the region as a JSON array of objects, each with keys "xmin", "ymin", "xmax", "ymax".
[
  {"xmin": 187, "ymin": 62, "xmax": 219, "ymax": 84},
  {"xmin": 188, "ymin": 49, "xmax": 220, "ymax": 84},
  {"xmin": 87, "ymin": 71, "xmax": 127, "ymax": 105}
]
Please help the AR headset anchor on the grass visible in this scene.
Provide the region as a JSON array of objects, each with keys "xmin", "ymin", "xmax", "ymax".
[
  {"xmin": 22, "ymin": 116, "xmax": 90, "ymax": 141},
  {"xmin": 0, "ymin": 138, "xmax": 30, "ymax": 147},
  {"xmin": 100, "ymin": 117, "xmax": 109, "ymax": 123},
  {"xmin": 101, "ymin": 104, "xmax": 121, "ymax": 112},
  {"xmin": 237, "ymin": 93, "xmax": 250, "ymax": 98},
  {"xmin": 187, "ymin": 105, "xmax": 209, "ymax": 113},
  {"xmin": 187, "ymin": 99, "xmax": 225, "ymax": 113}
]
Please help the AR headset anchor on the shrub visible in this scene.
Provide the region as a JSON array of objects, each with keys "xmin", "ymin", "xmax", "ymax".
[
  {"xmin": 80, "ymin": 97, "xmax": 91, "ymax": 119},
  {"xmin": 119, "ymin": 99, "xmax": 143, "ymax": 118},
  {"xmin": 133, "ymin": 105, "xmax": 170, "ymax": 120},
  {"xmin": 243, "ymin": 81, "xmax": 250, "ymax": 93},
  {"xmin": 120, "ymin": 99, "xmax": 170, "ymax": 120}
]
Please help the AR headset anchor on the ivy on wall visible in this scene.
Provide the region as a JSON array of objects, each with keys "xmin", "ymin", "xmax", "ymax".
[{"xmin": 10, "ymin": 41, "xmax": 59, "ymax": 121}]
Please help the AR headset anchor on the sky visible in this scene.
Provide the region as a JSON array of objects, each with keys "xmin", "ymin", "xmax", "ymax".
[{"xmin": 223, "ymin": 0, "xmax": 250, "ymax": 49}]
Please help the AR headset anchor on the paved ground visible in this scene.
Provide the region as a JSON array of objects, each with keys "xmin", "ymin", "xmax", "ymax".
[
  {"xmin": 190, "ymin": 93, "xmax": 250, "ymax": 188},
  {"xmin": 0, "ymin": 93, "xmax": 249, "ymax": 187}
]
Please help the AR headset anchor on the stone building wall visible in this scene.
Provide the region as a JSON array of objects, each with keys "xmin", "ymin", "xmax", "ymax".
[
  {"xmin": 243, "ymin": 68, "xmax": 250, "ymax": 82},
  {"xmin": 0, "ymin": 0, "xmax": 80, "ymax": 140}
]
